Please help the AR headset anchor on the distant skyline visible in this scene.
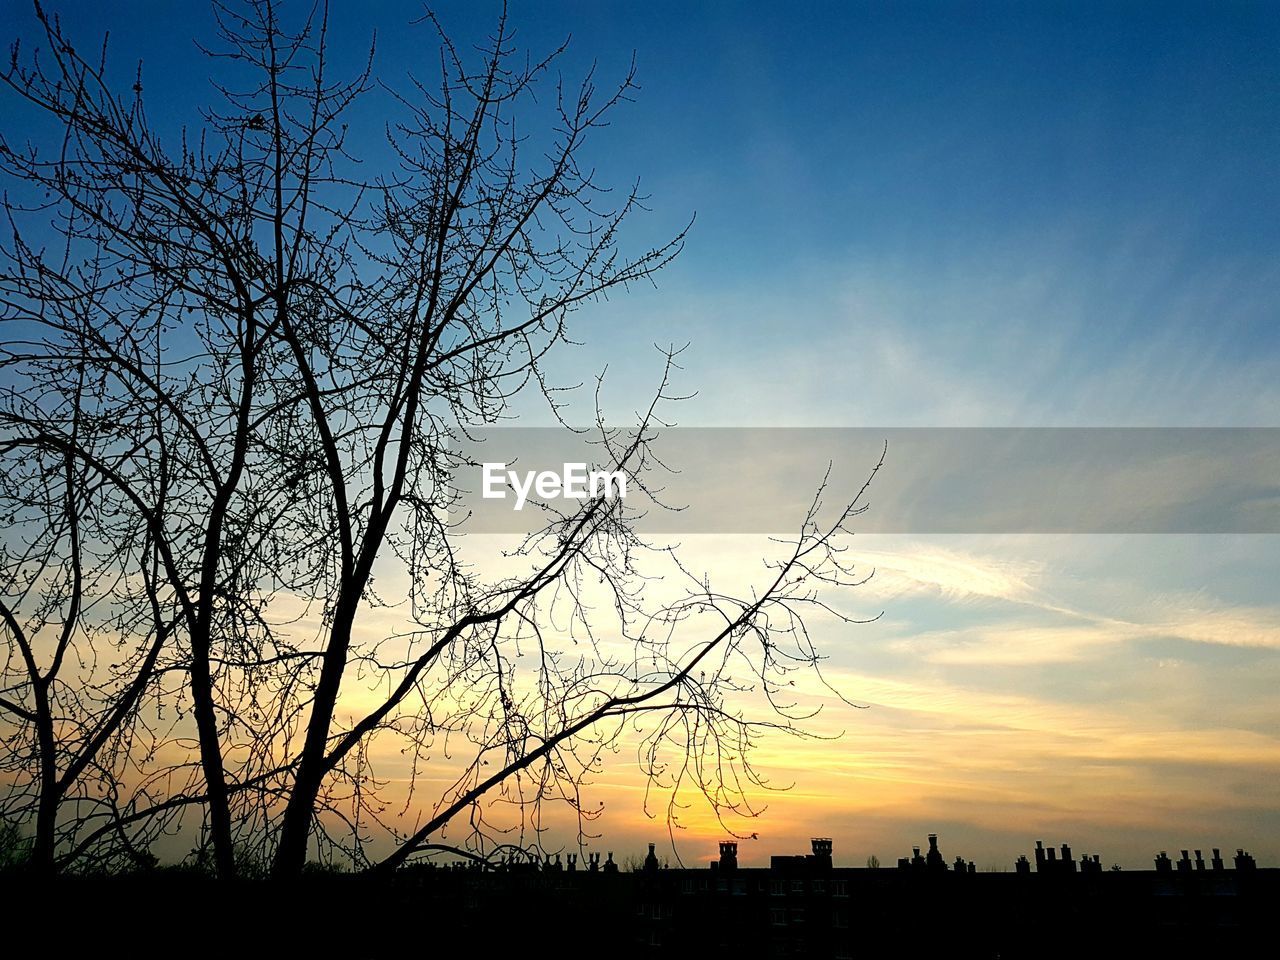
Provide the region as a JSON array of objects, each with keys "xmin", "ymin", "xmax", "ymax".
[{"xmin": 6, "ymin": 0, "xmax": 1278, "ymax": 870}]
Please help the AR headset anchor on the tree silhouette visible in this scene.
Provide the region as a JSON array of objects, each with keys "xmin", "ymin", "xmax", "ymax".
[
  {"xmin": 0, "ymin": 0, "xmax": 876, "ymax": 879},
  {"xmin": 0, "ymin": 380, "xmax": 178, "ymax": 876}
]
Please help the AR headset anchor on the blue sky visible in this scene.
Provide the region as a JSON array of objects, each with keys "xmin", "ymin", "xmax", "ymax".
[
  {"xmin": 8, "ymin": 0, "xmax": 1279, "ymax": 867},
  {"xmin": 32, "ymin": 1, "xmax": 1280, "ymax": 429},
  {"xmin": 414, "ymin": 0, "xmax": 1280, "ymax": 428}
]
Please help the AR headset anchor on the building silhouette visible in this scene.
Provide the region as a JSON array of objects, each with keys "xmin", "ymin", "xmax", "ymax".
[
  {"xmin": 317, "ymin": 831, "xmax": 1272, "ymax": 958},
  {"xmin": 19, "ymin": 829, "xmax": 1259, "ymax": 958}
]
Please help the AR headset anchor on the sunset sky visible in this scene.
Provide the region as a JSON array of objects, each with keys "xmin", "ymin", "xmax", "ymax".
[{"xmin": 16, "ymin": 0, "xmax": 1279, "ymax": 870}]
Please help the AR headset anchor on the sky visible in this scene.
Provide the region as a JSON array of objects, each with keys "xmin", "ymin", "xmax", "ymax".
[{"xmin": 6, "ymin": 0, "xmax": 1279, "ymax": 870}]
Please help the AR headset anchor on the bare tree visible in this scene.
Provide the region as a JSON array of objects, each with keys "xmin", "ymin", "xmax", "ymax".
[
  {"xmin": 0, "ymin": 378, "xmax": 178, "ymax": 876},
  {"xmin": 0, "ymin": 0, "xmax": 876, "ymax": 879}
]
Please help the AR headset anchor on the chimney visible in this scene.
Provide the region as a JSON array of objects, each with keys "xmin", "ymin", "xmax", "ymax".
[
  {"xmin": 1211, "ymin": 849, "xmax": 1225, "ymax": 871},
  {"xmin": 1194, "ymin": 850, "xmax": 1205, "ymax": 871},
  {"xmin": 811, "ymin": 838, "xmax": 833, "ymax": 869},
  {"xmin": 644, "ymin": 842, "xmax": 660, "ymax": 874},
  {"xmin": 719, "ymin": 840, "xmax": 738, "ymax": 873},
  {"xmin": 1154, "ymin": 851, "xmax": 1172, "ymax": 873},
  {"xmin": 925, "ymin": 833, "xmax": 945, "ymax": 870}
]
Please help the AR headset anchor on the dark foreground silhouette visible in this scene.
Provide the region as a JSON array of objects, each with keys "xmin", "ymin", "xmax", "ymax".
[{"xmin": 2, "ymin": 834, "xmax": 1273, "ymax": 959}]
